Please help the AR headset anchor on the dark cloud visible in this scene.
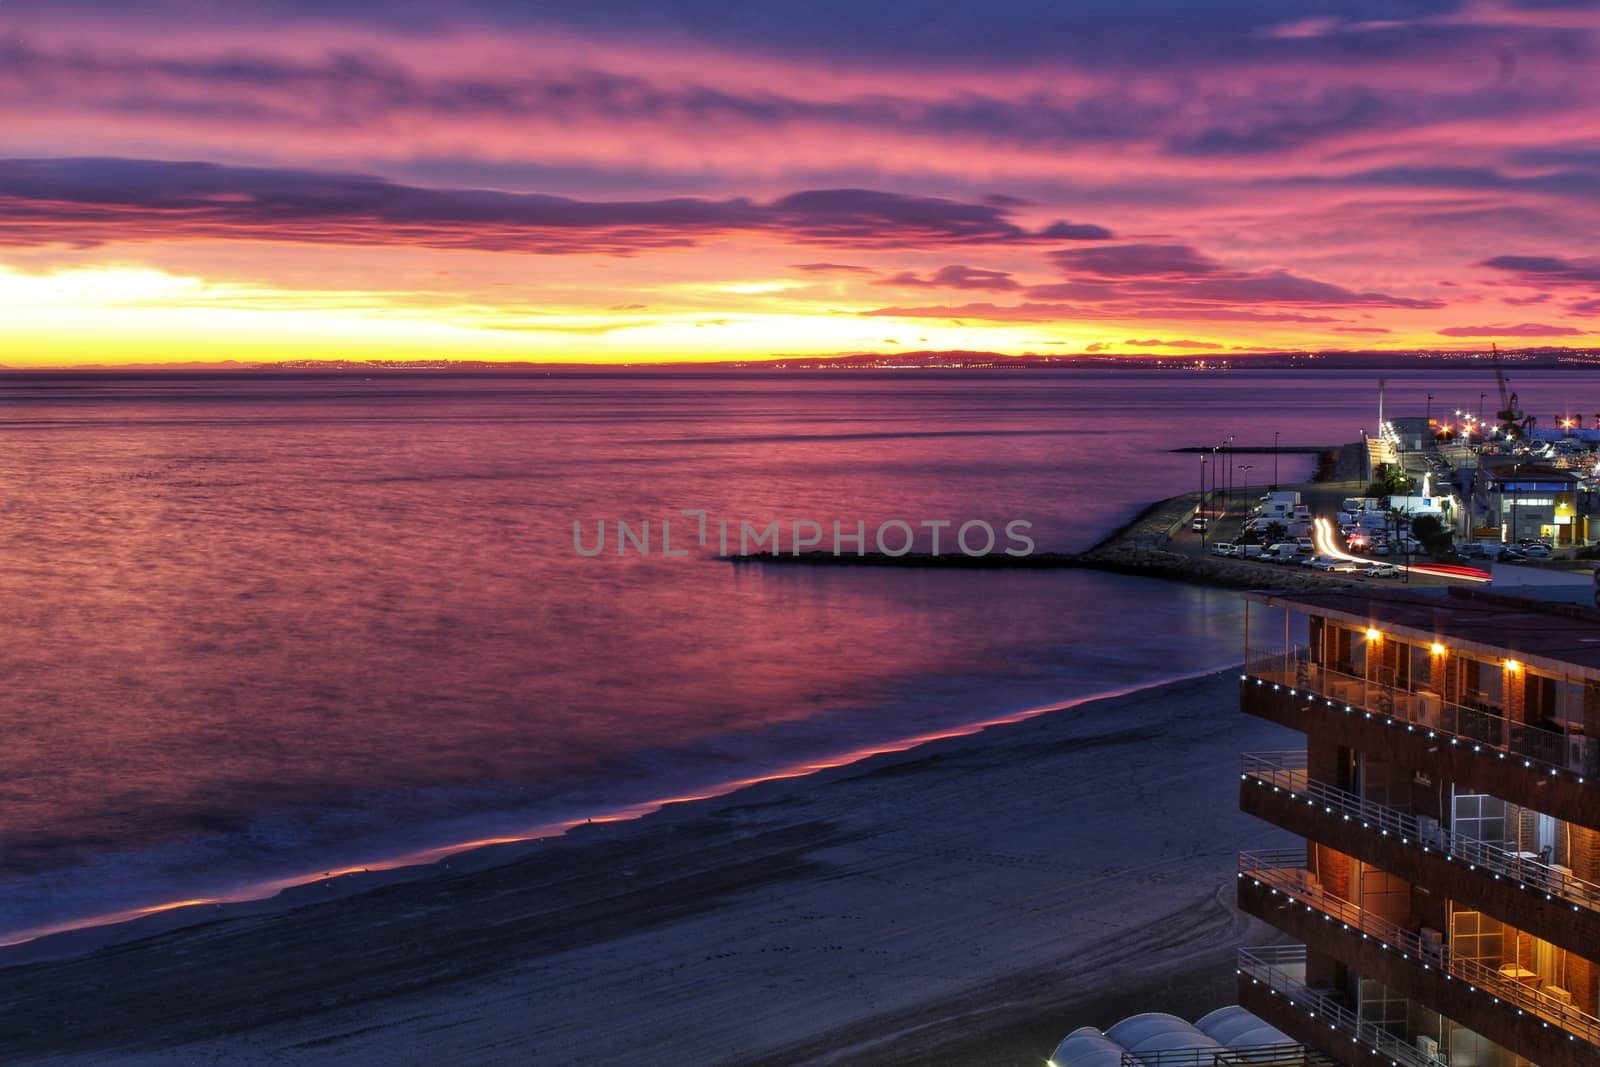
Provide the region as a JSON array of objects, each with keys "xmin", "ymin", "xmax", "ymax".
[
  {"xmin": 862, "ymin": 302, "xmax": 1343, "ymax": 324},
  {"xmin": 1037, "ymin": 221, "xmax": 1114, "ymax": 240},
  {"xmin": 1331, "ymin": 326, "xmax": 1393, "ymax": 334},
  {"xmin": 1437, "ymin": 322, "xmax": 1583, "ymax": 336},
  {"xmin": 1121, "ymin": 338, "xmax": 1224, "ymax": 349},
  {"xmin": 0, "ymin": 36, "xmax": 1167, "ymax": 153},
  {"xmin": 1170, "ymin": 83, "xmax": 1569, "ymax": 157},
  {"xmin": 873, "ymin": 264, "xmax": 1021, "ymax": 291},
  {"xmin": 1501, "ymin": 293, "xmax": 1552, "ymax": 306},
  {"xmin": 1284, "ymin": 164, "xmax": 1600, "ymax": 199},
  {"xmin": 1568, "ymin": 299, "xmax": 1600, "ymax": 315},
  {"xmin": 0, "ymin": 158, "xmax": 1103, "ymax": 253},
  {"xmin": 35, "ymin": 0, "xmax": 1571, "ymax": 72},
  {"xmin": 1051, "ymin": 243, "xmax": 1221, "ymax": 278},
  {"xmin": 1480, "ymin": 254, "xmax": 1600, "ymax": 287},
  {"xmin": 1171, "ymin": 88, "xmax": 1392, "ymax": 156},
  {"xmin": 1176, "ymin": 271, "xmax": 1443, "ymax": 309},
  {"xmin": 790, "ymin": 262, "xmax": 875, "ymax": 274},
  {"xmin": 1041, "ymin": 242, "xmax": 1441, "ymax": 311},
  {"xmin": 767, "ymin": 189, "xmax": 1026, "ymax": 245},
  {"xmin": 861, "ymin": 302, "xmax": 1079, "ymax": 323}
]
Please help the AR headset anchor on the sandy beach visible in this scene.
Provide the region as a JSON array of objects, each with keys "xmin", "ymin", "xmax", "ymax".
[{"xmin": 0, "ymin": 671, "xmax": 1298, "ymax": 1066}]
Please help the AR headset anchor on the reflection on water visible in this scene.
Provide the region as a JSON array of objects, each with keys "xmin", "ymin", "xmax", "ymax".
[{"xmin": 0, "ymin": 369, "xmax": 1573, "ymax": 934}]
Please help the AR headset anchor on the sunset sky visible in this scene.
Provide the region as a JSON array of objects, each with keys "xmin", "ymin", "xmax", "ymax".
[{"xmin": 3, "ymin": 0, "xmax": 1600, "ymax": 365}]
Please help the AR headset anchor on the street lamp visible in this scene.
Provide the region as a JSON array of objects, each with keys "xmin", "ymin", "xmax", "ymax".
[
  {"xmin": 1237, "ymin": 464, "xmax": 1254, "ymax": 514},
  {"xmin": 1199, "ymin": 454, "xmax": 1208, "ymax": 547},
  {"xmin": 1226, "ymin": 435, "xmax": 1236, "ymax": 503}
]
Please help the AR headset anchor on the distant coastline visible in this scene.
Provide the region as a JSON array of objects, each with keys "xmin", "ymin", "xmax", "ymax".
[{"xmin": 3, "ymin": 347, "xmax": 1600, "ymax": 375}]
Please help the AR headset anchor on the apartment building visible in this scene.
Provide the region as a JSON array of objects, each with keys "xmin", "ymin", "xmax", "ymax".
[{"xmin": 1235, "ymin": 586, "xmax": 1600, "ymax": 1067}]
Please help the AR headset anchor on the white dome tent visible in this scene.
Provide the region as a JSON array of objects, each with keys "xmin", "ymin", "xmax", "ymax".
[{"xmin": 1050, "ymin": 1007, "xmax": 1304, "ymax": 1067}]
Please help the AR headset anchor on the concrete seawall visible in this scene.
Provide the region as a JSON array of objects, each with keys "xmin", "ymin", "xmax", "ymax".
[{"xmin": 731, "ymin": 443, "xmax": 1362, "ymax": 593}]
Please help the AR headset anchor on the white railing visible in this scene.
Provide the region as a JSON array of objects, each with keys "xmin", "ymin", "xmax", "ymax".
[
  {"xmin": 1237, "ymin": 944, "xmax": 1438, "ymax": 1067},
  {"xmin": 1239, "ymin": 852, "xmax": 1600, "ymax": 1048},
  {"xmin": 1242, "ymin": 648, "xmax": 1597, "ymax": 776},
  {"xmin": 1241, "ymin": 751, "xmax": 1600, "ymax": 913}
]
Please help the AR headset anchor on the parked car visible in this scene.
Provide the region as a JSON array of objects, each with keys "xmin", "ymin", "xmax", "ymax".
[
  {"xmin": 1329, "ymin": 561, "xmax": 1363, "ymax": 573},
  {"xmin": 1364, "ymin": 564, "xmax": 1400, "ymax": 578},
  {"xmin": 1524, "ymin": 543, "xmax": 1553, "ymax": 559},
  {"xmin": 1191, "ymin": 515, "xmax": 1209, "ymax": 531},
  {"xmin": 1500, "ymin": 545, "xmax": 1527, "ymax": 561},
  {"xmin": 1211, "ymin": 542, "xmax": 1237, "ymax": 557}
]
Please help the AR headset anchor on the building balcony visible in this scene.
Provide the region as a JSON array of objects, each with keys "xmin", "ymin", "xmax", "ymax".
[
  {"xmin": 1240, "ymin": 751, "xmax": 1600, "ymax": 953},
  {"xmin": 1245, "ymin": 646, "xmax": 1595, "ymax": 775},
  {"xmin": 1235, "ymin": 945, "xmax": 1440, "ymax": 1067},
  {"xmin": 1240, "ymin": 651, "xmax": 1600, "ymax": 832},
  {"xmin": 1237, "ymin": 850, "xmax": 1600, "ymax": 1062}
]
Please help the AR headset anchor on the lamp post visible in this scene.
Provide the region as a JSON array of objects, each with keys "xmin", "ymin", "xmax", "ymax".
[
  {"xmin": 1426, "ymin": 393, "xmax": 1434, "ymax": 434},
  {"xmin": 1225, "ymin": 435, "xmax": 1236, "ymax": 505},
  {"xmin": 1479, "ymin": 392, "xmax": 1487, "ymax": 425},
  {"xmin": 1507, "ymin": 462, "xmax": 1522, "ymax": 544},
  {"xmin": 1199, "ymin": 455, "xmax": 1208, "ymax": 547},
  {"xmin": 1211, "ymin": 444, "xmax": 1222, "ymax": 532},
  {"xmin": 1238, "ymin": 464, "xmax": 1253, "ymax": 518}
]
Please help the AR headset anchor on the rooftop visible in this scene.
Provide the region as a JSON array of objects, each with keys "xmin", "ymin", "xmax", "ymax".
[{"xmin": 1246, "ymin": 585, "xmax": 1600, "ymax": 680}]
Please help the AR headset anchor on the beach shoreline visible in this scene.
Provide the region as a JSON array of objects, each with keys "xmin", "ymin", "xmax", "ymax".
[
  {"xmin": 1, "ymin": 669, "xmax": 1300, "ymax": 1065},
  {"xmin": 0, "ymin": 671, "xmax": 1217, "ymax": 967}
]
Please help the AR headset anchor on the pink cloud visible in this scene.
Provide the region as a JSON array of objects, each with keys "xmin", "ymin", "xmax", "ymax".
[
  {"xmin": 1437, "ymin": 322, "xmax": 1583, "ymax": 337},
  {"xmin": 872, "ymin": 265, "xmax": 1021, "ymax": 291}
]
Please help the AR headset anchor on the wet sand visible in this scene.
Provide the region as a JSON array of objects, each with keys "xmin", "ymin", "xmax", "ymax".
[{"xmin": 0, "ymin": 671, "xmax": 1298, "ymax": 1066}]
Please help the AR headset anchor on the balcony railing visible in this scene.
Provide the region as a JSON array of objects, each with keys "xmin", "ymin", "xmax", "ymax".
[
  {"xmin": 1239, "ymin": 851, "xmax": 1600, "ymax": 1048},
  {"xmin": 1242, "ymin": 645, "xmax": 1599, "ymax": 777},
  {"xmin": 1236, "ymin": 944, "xmax": 1438, "ymax": 1067},
  {"xmin": 1241, "ymin": 751, "xmax": 1600, "ymax": 914}
]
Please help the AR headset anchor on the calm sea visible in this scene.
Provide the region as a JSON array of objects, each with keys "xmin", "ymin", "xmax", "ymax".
[{"xmin": 0, "ymin": 368, "xmax": 1585, "ymax": 939}]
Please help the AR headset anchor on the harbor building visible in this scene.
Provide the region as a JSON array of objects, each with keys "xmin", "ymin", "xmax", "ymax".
[
  {"xmin": 1472, "ymin": 462, "xmax": 1587, "ymax": 548},
  {"xmin": 1236, "ymin": 586, "xmax": 1600, "ymax": 1067}
]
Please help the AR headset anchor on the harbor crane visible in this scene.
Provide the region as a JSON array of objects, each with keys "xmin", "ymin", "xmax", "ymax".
[{"xmin": 1490, "ymin": 342, "xmax": 1536, "ymax": 439}]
